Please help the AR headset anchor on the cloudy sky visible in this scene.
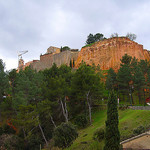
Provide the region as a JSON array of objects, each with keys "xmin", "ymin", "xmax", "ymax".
[{"xmin": 0, "ymin": 0, "xmax": 150, "ymax": 70}]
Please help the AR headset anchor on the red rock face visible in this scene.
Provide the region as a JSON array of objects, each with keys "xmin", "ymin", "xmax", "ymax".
[{"xmin": 75, "ymin": 37, "xmax": 150, "ymax": 70}]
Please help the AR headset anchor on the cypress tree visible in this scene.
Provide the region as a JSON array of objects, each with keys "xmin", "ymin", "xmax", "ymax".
[
  {"xmin": 70, "ymin": 60, "xmax": 72, "ymax": 68},
  {"xmin": 104, "ymin": 91, "xmax": 120, "ymax": 150},
  {"xmin": 73, "ymin": 59, "xmax": 75, "ymax": 67}
]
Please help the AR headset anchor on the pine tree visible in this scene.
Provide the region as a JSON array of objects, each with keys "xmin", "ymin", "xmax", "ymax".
[
  {"xmin": 104, "ymin": 91, "xmax": 120, "ymax": 150},
  {"xmin": 133, "ymin": 65, "xmax": 145, "ymax": 104},
  {"xmin": 117, "ymin": 64, "xmax": 132, "ymax": 102},
  {"xmin": 70, "ymin": 60, "xmax": 72, "ymax": 68},
  {"xmin": 106, "ymin": 68, "xmax": 117, "ymax": 91}
]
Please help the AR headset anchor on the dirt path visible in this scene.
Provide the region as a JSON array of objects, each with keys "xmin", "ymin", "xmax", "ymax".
[{"xmin": 123, "ymin": 134, "xmax": 150, "ymax": 149}]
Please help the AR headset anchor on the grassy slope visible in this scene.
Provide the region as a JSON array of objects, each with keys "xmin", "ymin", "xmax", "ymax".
[{"xmin": 66, "ymin": 109, "xmax": 150, "ymax": 150}]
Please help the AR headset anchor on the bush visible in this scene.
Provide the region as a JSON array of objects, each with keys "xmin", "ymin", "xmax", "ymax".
[
  {"xmin": 53, "ymin": 122, "xmax": 78, "ymax": 148},
  {"xmin": 93, "ymin": 127, "xmax": 105, "ymax": 142},
  {"xmin": 3, "ymin": 124, "xmax": 16, "ymax": 134},
  {"xmin": 119, "ymin": 104, "xmax": 128, "ymax": 110},
  {"xmin": 74, "ymin": 114, "xmax": 88, "ymax": 128},
  {"xmin": 0, "ymin": 134, "xmax": 24, "ymax": 150},
  {"xmin": 133, "ymin": 126, "xmax": 145, "ymax": 135}
]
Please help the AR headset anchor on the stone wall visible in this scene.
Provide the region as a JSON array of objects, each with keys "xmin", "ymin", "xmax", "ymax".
[
  {"xmin": 128, "ymin": 106, "xmax": 150, "ymax": 110},
  {"xmin": 46, "ymin": 46, "xmax": 60, "ymax": 54},
  {"xmin": 75, "ymin": 37, "xmax": 150, "ymax": 70},
  {"xmin": 30, "ymin": 50, "xmax": 79, "ymax": 71}
]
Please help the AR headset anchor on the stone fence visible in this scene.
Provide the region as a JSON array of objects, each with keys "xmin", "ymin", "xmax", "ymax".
[{"xmin": 128, "ymin": 106, "xmax": 150, "ymax": 110}]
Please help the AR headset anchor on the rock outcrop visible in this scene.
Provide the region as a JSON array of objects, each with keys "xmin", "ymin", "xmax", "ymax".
[{"xmin": 75, "ymin": 37, "xmax": 150, "ymax": 70}]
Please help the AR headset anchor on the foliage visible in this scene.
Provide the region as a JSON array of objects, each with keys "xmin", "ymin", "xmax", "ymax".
[
  {"xmin": 53, "ymin": 122, "xmax": 78, "ymax": 148},
  {"xmin": 133, "ymin": 125, "xmax": 145, "ymax": 135},
  {"xmin": 0, "ymin": 59, "xmax": 9, "ymax": 101},
  {"xmin": 106, "ymin": 68, "xmax": 117, "ymax": 91},
  {"xmin": 2, "ymin": 124, "xmax": 16, "ymax": 134},
  {"xmin": 13, "ymin": 67, "xmax": 43, "ymax": 108},
  {"xmin": 0, "ymin": 134, "xmax": 24, "ymax": 150},
  {"xmin": 93, "ymin": 127, "xmax": 105, "ymax": 142},
  {"xmin": 74, "ymin": 114, "xmax": 88, "ymax": 128},
  {"xmin": 85, "ymin": 33, "xmax": 106, "ymax": 45},
  {"xmin": 67, "ymin": 109, "xmax": 150, "ymax": 150},
  {"xmin": 70, "ymin": 62, "xmax": 104, "ymax": 123},
  {"xmin": 126, "ymin": 33, "xmax": 137, "ymax": 41},
  {"xmin": 61, "ymin": 46, "xmax": 70, "ymax": 52},
  {"xmin": 104, "ymin": 91, "xmax": 120, "ymax": 150},
  {"xmin": 118, "ymin": 104, "xmax": 128, "ymax": 110},
  {"xmin": 132, "ymin": 65, "xmax": 145, "ymax": 104},
  {"xmin": 110, "ymin": 33, "xmax": 119, "ymax": 38},
  {"xmin": 120, "ymin": 54, "xmax": 132, "ymax": 65}
]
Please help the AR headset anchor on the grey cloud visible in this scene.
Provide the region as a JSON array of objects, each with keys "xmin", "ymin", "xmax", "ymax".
[{"xmin": 1, "ymin": 0, "xmax": 150, "ymax": 70}]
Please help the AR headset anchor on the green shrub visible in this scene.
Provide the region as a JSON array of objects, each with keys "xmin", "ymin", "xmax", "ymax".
[
  {"xmin": 3, "ymin": 124, "xmax": 16, "ymax": 134},
  {"xmin": 74, "ymin": 114, "xmax": 88, "ymax": 128},
  {"xmin": 133, "ymin": 125, "xmax": 145, "ymax": 135},
  {"xmin": 53, "ymin": 122, "xmax": 78, "ymax": 148},
  {"xmin": 0, "ymin": 134, "xmax": 24, "ymax": 150},
  {"xmin": 119, "ymin": 104, "xmax": 128, "ymax": 110},
  {"xmin": 93, "ymin": 127, "xmax": 105, "ymax": 142}
]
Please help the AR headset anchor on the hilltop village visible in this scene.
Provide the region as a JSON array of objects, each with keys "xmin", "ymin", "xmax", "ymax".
[
  {"xmin": 1, "ymin": 36, "xmax": 150, "ymax": 149},
  {"xmin": 18, "ymin": 37, "xmax": 150, "ymax": 71}
]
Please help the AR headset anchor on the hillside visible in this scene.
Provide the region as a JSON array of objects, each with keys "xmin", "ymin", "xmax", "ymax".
[
  {"xmin": 75, "ymin": 37, "xmax": 150, "ymax": 70},
  {"xmin": 65, "ymin": 108, "xmax": 150, "ymax": 150}
]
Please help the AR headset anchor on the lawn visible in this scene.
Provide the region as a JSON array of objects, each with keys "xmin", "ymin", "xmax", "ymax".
[{"xmin": 65, "ymin": 108, "xmax": 150, "ymax": 150}]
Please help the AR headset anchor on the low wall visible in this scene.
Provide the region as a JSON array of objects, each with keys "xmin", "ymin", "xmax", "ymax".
[{"xmin": 128, "ymin": 106, "xmax": 150, "ymax": 110}]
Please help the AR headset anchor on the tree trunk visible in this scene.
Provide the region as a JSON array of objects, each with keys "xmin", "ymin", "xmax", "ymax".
[
  {"xmin": 39, "ymin": 124, "xmax": 48, "ymax": 146},
  {"xmin": 50, "ymin": 115, "xmax": 56, "ymax": 128},
  {"xmin": 87, "ymin": 100, "xmax": 92, "ymax": 124},
  {"xmin": 143, "ymin": 89, "xmax": 146, "ymax": 106},
  {"xmin": 86, "ymin": 91, "xmax": 92, "ymax": 124},
  {"xmin": 138, "ymin": 90, "xmax": 141, "ymax": 104},
  {"xmin": 60, "ymin": 99, "xmax": 68, "ymax": 122}
]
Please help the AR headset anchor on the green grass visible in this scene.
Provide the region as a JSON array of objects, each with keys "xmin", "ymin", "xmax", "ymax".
[
  {"xmin": 65, "ymin": 108, "xmax": 150, "ymax": 150},
  {"xmin": 82, "ymin": 42, "xmax": 96, "ymax": 48}
]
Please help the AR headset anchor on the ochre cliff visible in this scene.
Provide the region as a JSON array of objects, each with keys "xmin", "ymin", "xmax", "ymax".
[{"xmin": 75, "ymin": 37, "xmax": 150, "ymax": 70}]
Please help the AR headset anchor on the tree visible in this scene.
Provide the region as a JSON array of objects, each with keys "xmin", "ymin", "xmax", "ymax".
[
  {"xmin": 42, "ymin": 65, "xmax": 73, "ymax": 124},
  {"xmin": 85, "ymin": 33, "xmax": 106, "ymax": 45},
  {"xmin": 13, "ymin": 67, "xmax": 43, "ymax": 108},
  {"xmin": 106, "ymin": 68, "xmax": 117, "ymax": 91},
  {"xmin": 110, "ymin": 33, "xmax": 119, "ymax": 38},
  {"xmin": 70, "ymin": 60, "xmax": 72, "ymax": 68},
  {"xmin": 61, "ymin": 46, "xmax": 70, "ymax": 52},
  {"xmin": 133, "ymin": 65, "xmax": 145, "ymax": 104},
  {"xmin": 94, "ymin": 33, "xmax": 105, "ymax": 42},
  {"xmin": 104, "ymin": 91, "xmax": 120, "ymax": 150},
  {"xmin": 0, "ymin": 59, "xmax": 9, "ymax": 121},
  {"xmin": 71, "ymin": 63, "xmax": 103, "ymax": 124},
  {"xmin": 0, "ymin": 59, "xmax": 9, "ymax": 101},
  {"xmin": 120, "ymin": 54, "xmax": 132, "ymax": 65},
  {"xmin": 138, "ymin": 59, "xmax": 149, "ymax": 76},
  {"xmin": 85, "ymin": 33, "xmax": 95, "ymax": 45},
  {"xmin": 126, "ymin": 33, "xmax": 137, "ymax": 41},
  {"xmin": 8, "ymin": 69, "xmax": 17, "ymax": 97},
  {"xmin": 53, "ymin": 122, "xmax": 78, "ymax": 148},
  {"xmin": 117, "ymin": 64, "xmax": 132, "ymax": 103}
]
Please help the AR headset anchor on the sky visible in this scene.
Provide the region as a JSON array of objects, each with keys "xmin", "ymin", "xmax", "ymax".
[{"xmin": 1, "ymin": 0, "xmax": 150, "ymax": 70}]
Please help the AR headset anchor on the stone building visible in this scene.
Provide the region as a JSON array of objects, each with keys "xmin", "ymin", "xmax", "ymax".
[{"xmin": 18, "ymin": 37, "xmax": 150, "ymax": 72}]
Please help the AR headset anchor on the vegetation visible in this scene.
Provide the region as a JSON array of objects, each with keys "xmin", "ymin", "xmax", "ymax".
[
  {"xmin": 66, "ymin": 109, "xmax": 150, "ymax": 150},
  {"xmin": 60, "ymin": 46, "xmax": 71, "ymax": 52},
  {"xmin": 93, "ymin": 127, "xmax": 105, "ymax": 142},
  {"xmin": 85, "ymin": 33, "xmax": 106, "ymax": 45},
  {"xmin": 104, "ymin": 91, "xmax": 120, "ymax": 150},
  {"xmin": 126, "ymin": 33, "xmax": 137, "ymax": 41},
  {"xmin": 53, "ymin": 122, "xmax": 78, "ymax": 148},
  {"xmin": 0, "ymin": 53, "xmax": 150, "ymax": 149}
]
